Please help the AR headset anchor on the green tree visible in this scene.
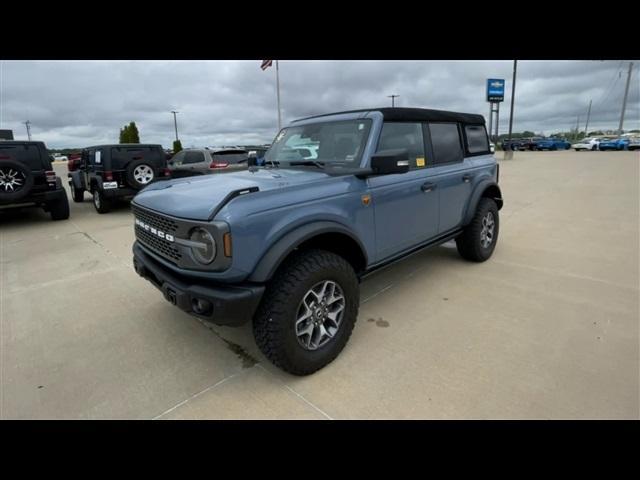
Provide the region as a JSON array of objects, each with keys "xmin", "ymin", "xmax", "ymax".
[
  {"xmin": 127, "ymin": 122, "xmax": 140, "ymax": 143},
  {"xmin": 173, "ymin": 139, "xmax": 183, "ymax": 153},
  {"xmin": 119, "ymin": 127, "xmax": 126, "ymax": 143}
]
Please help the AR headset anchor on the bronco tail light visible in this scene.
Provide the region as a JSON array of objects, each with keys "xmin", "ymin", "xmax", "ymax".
[
  {"xmin": 104, "ymin": 171, "xmax": 114, "ymax": 181},
  {"xmin": 45, "ymin": 171, "xmax": 57, "ymax": 183},
  {"xmin": 209, "ymin": 161, "xmax": 229, "ymax": 169}
]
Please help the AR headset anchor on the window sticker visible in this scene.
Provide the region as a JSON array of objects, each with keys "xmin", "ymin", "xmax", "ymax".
[
  {"xmin": 95, "ymin": 151, "xmax": 102, "ymax": 164},
  {"xmin": 416, "ymin": 157, "xmax": 425, "ymax": 167}
]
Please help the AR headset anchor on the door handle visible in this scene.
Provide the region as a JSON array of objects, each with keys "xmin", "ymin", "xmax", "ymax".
[
  {"xmin": 421, "ymin": 182, "xmax": 436, "ymax": 193},
  {"xmin": 462, "ymin": 174, "xmax": 473, "ymax": 183}
]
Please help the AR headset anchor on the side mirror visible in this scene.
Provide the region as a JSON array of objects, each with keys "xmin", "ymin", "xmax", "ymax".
[
  {"xmin": 370, "ymin": 149, "xmax": 410, "ymax": 175},
  {"xmin": 247, "ymin": 151, "xmax": 258, "ymax": 167}
]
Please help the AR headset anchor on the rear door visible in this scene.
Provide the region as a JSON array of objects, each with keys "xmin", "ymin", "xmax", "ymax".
[
  {"xmin": 369, "ymin": 122, "xmax": 439, "ymax": 261},
  {"xmin": 427, "ymin": 122, "xmax": 474, "ymax": 234}
]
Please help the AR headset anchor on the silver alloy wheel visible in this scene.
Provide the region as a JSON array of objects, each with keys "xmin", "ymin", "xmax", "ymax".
[
  {"xmin": 480, "ymin": 211, "xmax": 495, "ymax": 248},
  {"xmin": 0, "ymin": 167, "xmax": 26, "ymax": 192},
  {"xmin": 133, "ymin": 164, "xmax": 154, "ymax": 184},
  {"xmin": 295, "ymin": 280, "xmax": 345, "ymax": 351},
  {"xmin": 94, "ymin": 191, "xmax": 101, "ymax": 208}
]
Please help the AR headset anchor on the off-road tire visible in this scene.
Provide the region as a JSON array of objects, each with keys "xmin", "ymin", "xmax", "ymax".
[
  {"xmin": 0, "ymin": 159, "xmax": 34, "ymax": 202},
  {"xmin": 253, "ymin": 249, "xmax": 360, "ymax": 376},
  {"xmin": 48, "ymin": 189, "xmax": 70, "ymax": 221},
  {"xmin": 71, "ymin": 185, "xmax": 84, "ymax": 202},
  {"xmin": 92, "ymin": 188, "xmax": 111, "ymax": 214},
  {"xmin": 456, "ymin": 198, "xmax": 499, "ymax": 262}
]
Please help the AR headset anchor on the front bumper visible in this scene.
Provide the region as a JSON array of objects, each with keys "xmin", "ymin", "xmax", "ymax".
[{"xmin": 132, "ymin": 242, "xmax": 264, "ymax": 326}]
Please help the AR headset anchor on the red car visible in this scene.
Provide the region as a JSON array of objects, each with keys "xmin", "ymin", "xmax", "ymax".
[{"xmin": 67, "ymin": 152, "xmax": 82, "ymax": 171}]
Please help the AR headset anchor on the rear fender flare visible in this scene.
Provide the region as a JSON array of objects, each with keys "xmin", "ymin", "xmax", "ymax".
[{"xmin": 463, "ymin": 180, "xmax": 503, "ymax": 225}]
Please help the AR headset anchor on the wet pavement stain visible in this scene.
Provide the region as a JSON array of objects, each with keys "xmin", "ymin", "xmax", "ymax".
[
  {"xmin": 367, "ymin": 318, "xmax": 376, "ymax": 322},
  {"xmin": 222, "ymin": 338, "xmax": 258, "ymax": 368},
  {"xmin": 375, "ymin": 318, "xmax": 390, "ymax": 328}
]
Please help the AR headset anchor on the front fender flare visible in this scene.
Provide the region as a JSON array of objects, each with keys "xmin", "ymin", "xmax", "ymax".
[
  {"xmin": 248, "ymin": 221, "xmax": 368, "ymax": 283},
  {"xmin": 463, "ymin": 180, "xmax": 503, "ymax": 226}
]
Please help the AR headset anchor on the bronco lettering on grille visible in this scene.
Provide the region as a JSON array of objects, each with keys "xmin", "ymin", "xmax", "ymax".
[{"xmin": 135, "ymin": 218, "xmax": 175, "ymax": 242}]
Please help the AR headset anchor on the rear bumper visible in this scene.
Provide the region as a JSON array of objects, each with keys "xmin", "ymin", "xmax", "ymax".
[
  {"xmin": 0, "ymin": 187, "xmax": 66, "ymax": 208},
  {"xmin": 132, "ymin": 242, "xmax": 264, "ymax": 326}
]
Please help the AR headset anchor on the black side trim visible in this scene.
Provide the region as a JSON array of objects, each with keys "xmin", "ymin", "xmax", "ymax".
[{"xmin": 360, "ymin": 229, "xmax": 463, "ymax": 280}]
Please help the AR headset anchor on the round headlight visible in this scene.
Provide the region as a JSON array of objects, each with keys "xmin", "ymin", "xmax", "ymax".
[{"xmin": 189, "ymin": 228, "xmax": 216, "ymax": 264}]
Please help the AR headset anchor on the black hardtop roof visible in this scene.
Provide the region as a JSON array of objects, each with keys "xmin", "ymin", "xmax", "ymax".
[
  {"xmin": 0, "ymin": 140, "xmax": 47, "ymax": 146},
  {"xmin": 294, "ymin": 107, "xmax": 485, "ymax": 125},
  {"xmin": 83, "ymin": 143, "xmax": 163, "ymax": 149}
]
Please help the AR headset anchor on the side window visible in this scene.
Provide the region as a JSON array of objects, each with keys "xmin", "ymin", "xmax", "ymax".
[
  {"xmin": 377, "ymin": 122, "xmax": 426, "ymax": 169},
  {"xmin": 429, "ymin": 123, "xmax": 463, "ymax": 165},
  {"xmin": 464, "ymin": 125, "xmax": 490, "ymax": 154},
  {"xmin": 88, "ymin": 149, "xmax": 96, "ymax": 165},
  {"xmin": 184, "ymin": 151, "xmax": 205, "ymax": 164},
  {"xmin": 170, "ymin": 151, "xmax": 186, "ymax": 164}
]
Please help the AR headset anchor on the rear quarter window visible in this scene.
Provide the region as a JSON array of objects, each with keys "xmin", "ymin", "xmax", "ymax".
[
  {"xmin": 0, "ymin": 145, "xmax": 44, "ymax": 170},
  {"xmin": 212, "ymin": 151, "xmax": 248, "ymax": 164},
  {"xmin": 428, "ymin": 123, "xmax": 464, "ymax": 164},
  {"xmin": 464, "ymin": 125, "xmax": 490, "ymax": 154}
]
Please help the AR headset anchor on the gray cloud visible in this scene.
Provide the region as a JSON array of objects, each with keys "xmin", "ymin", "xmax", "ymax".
[{"xmin": 1, "ymin": 60, "xmax": 638, "ymax": 149}]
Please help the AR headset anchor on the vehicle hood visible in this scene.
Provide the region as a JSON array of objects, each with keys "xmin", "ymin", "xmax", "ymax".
[{"xmin": 132, "ymin": 168, "xmax": 331, "ymax": 221}]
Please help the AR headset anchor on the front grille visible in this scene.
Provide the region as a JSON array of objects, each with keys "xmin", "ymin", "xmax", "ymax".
[
  {"xmin": 132, "ymin": 205, "xmax": 179, "ymax": 233},
  {"xmin": 135, "ymin": 227, "xmax": 182, "ymax": 261},
  {"xmin": 132, "ymin": 205, "xmax": 182, "ymax": 263}
]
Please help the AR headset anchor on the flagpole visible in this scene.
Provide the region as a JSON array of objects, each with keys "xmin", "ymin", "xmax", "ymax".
[{"xmin": 276, "ymin": 60, "xmax": 282, "ymax": 132}]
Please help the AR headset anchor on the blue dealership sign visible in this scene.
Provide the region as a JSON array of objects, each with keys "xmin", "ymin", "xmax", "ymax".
[{"xmin": 487, "ymin": 78, "xmax": 505, "ymax": 102}]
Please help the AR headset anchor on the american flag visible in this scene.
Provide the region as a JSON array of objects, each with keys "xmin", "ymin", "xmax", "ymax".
[{"xmin": 261, "ymin": 60, "xmax": 273, "ymax": 70}]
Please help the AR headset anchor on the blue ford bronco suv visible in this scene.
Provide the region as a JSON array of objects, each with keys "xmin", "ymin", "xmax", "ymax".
[{"xmin": 132, "ymin": 108, "xmax": 503, "ymax": 375}]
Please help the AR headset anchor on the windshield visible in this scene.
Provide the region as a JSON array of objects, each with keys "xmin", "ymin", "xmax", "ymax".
[{"xmin": 264, "ymin": 119, "xmax": 372, "ymax": 167}]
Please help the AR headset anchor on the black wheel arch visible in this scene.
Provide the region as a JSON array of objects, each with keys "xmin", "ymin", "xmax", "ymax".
[
  {"xmin": 463, "ymin": 180, "xmax": 503, "ymax": 226},
  {"xmin": 248, "ymin": 221, "xmax": 368, "ymax": 283},
  {"xmin": 68, "ymin": 170, "xmax": 85, "ymax": 190}
]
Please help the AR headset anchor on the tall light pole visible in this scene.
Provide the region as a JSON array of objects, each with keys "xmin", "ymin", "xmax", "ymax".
[
  {"xmin": 584, "ymin": 99, "xmax": 592, "ymax": 137},
  {"xmin": 618, "ymin": 61, "xmax": 634, "ymax": 134},
  {"xmin": 276, "ymin": 60, "xmax": 282, "ymax": 132},
  {"xmin": 506, "ymin": 60, "xmax": 517, "ymax": 150},
  {"xmin": 170, "ymin": 111, "xmax": 179, "ymax": 142},
  {"xmin": 23, "ymin": 120, "xmax": 32, "ymax": 141},
  {"xmin": 387, "ymin": 94, "xmax": 399, "ymax": 107}
]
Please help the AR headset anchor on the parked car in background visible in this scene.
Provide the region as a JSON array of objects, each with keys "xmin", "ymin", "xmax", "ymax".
[
  {"xmin": 598, "ymin": 137, "xmax": 630, "ymax": 151},
  {"xmin": 501, "ymin": 137, "xmax": 542, "ymax": 151},
  {"xmin": 67, "ymin": 152, "xmax": 82, "ymax": 171},
  {"xmin": 627, "ymin": 137, "xmax": 640, "ymax": 151},
  {"xmin": 0, "ymin": 141, "xmax": 70, "ymax": 220},
  {"xmin": 572, "ymin": 137, "xmax": 601, "ymax": 151},
  {"xmin": 53, "ymin": 153, "xmax": 68, "ymax": 162},
  {"xmin": 535, "ymin": 137, "xmax": 571, "ymax": 150},
  {"xmin": 68, "ymin": 143, "xmax": 171, "ymax": 213},
  {"xmin": 168, "ymin": 147, "xmax": 248, "ymax": 178}
]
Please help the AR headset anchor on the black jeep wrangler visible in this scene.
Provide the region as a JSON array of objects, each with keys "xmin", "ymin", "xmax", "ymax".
[
  {"xmin": 0, "ymin": 141, "xmax": 70, "ymax": 220},
  {"xmin": 68, "ymin": 144, "xmax": 170, "ymax": 213}
]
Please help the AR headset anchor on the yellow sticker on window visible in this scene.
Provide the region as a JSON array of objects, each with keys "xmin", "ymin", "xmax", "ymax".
[{"xmin": 416, "ymin": 157, "xmax": 425, "ymax": 167}]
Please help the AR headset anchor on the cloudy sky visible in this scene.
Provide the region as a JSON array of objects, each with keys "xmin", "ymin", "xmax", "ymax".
[{"xmin": 0, "ymin": 60, "xmax": 638, "ymax": 149}]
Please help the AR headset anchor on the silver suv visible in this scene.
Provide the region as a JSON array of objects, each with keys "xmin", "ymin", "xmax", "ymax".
[{"xmin": 168, "ymin": 147, "xmax": 248, "ymax": 178}]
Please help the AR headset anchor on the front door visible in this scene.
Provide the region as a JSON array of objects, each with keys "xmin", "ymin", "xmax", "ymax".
[{"xmin": 368, "ymin": 122, "xmax": 439, "ymax": 262}]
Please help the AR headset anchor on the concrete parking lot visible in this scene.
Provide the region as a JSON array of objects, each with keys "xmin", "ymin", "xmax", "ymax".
[{"xmin": 1, "ymin": 150, "xmax": 638, "ymax": 419}]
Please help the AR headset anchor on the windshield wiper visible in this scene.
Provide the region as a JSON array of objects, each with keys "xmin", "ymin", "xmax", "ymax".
[{"xmin": 288, "ymin": 160, "xmax": 325, "ymax": 169}]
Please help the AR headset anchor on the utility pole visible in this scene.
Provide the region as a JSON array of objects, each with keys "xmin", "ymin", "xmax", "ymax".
[
  {"xmin": 506, "ymin": 60, "xmax": 518, "ymax": 150},
  {"xmin": 575, "ymin": 115, "xmax": 580, "ymax": 140},
  {"xmin": 24, "ymin": 120, "xmax": 32, "ymax": 141},
  {"xmin": 584, "ymin": 99, "xmax": 592, "ymax": 137},
  {"xmin": 618, "ymin": 61, "xmax": 634, "ymax": 134},
  {"xmin": 170, "ymin": 111, "xmax": 179, "ymax": 142},
  {"xmin": 387, "ymin": 94, "xmax": 399, "ymax": 107}
]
